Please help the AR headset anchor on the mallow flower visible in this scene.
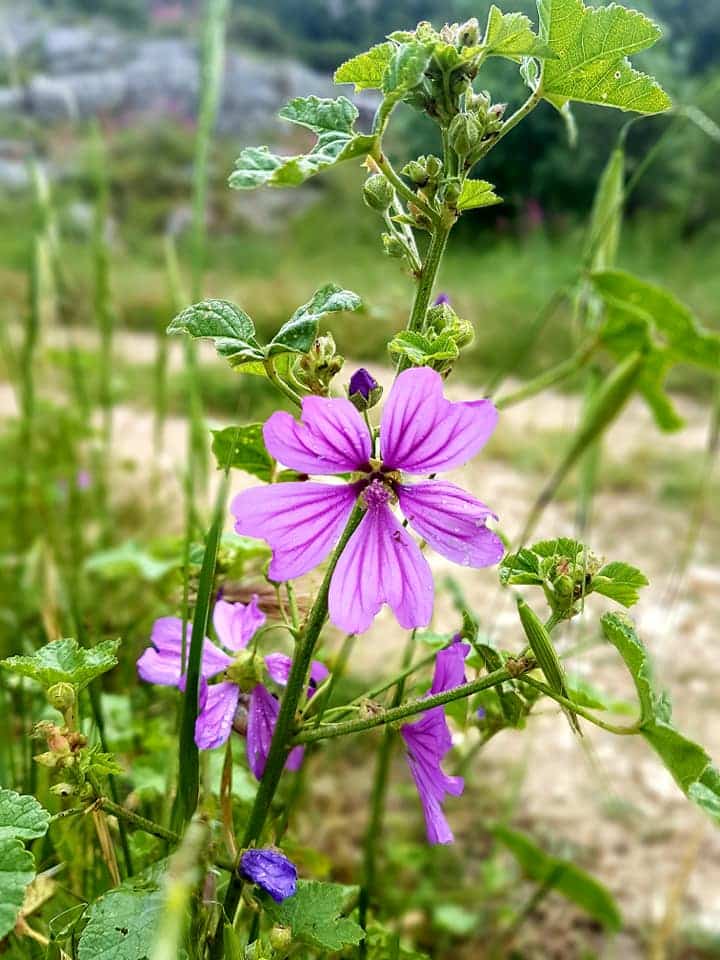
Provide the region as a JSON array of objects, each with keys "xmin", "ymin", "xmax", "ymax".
[
  {"xmin": 231, "ymin": 366, "xmax": 503, "ymax": 634},
  {"xmin": 137, "ymin": 599, "xmax": 327, "ymax": 776},
  {"xmin": 239, "ymin": 848, "xmax": 297, "ymax": 902},
  {"xmin": 401, "ymin": 638, "xmax": 470, "ymax": 844}
]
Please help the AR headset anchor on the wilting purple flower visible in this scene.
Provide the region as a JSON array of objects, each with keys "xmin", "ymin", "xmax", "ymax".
[
  {"xmin": 239, "ymin": 848, "xmax": 297, "ymax": 902},
  {"xmin": 348, "ymin": 368, "xmax": 378, "ymax": 400},
  {"xmin": 231, "ymin": 367, "xmax": 503, "ymax": 635},
  {"xmin": 136, "ymin": 600, "xmax": 326, "ymax": 776},
  {"xmin": 434, "ymin": 293, "xmax": 450, "ymax": 306},
  {"xmin": 401, "ymin": 640, "xmax": 470, "ymax": 844}
]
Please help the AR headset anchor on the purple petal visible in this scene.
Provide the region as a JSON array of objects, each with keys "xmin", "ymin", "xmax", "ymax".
[
  {"xmin": 430, "ymin": 639, "xmax": 471, "ymax": 695},
  {"xmin": 401, "ymin": 707, "xmax": 464, "ymax": 844},
  {"xmin": 231, "ymin": 482, "xmax": 357, "ymax": 582},
  {"xmin": 380, "ymin": 368, "xmax": 497, "ymax": 474},
  {"xmin": 137, "ymin": 648, "xmax": 184, "ymax": 687},
  {"xmin": 433, "ymin": 293, "xmax": 450, "ymax": 305},
  {"xmin": 286, "ymin": 745, "xmax": 305, "ymax": 770},
  {"xmin": 263, "ymin": 396, "xmax": 372, "ymax": 474},
  {"xmin": 239, "ymin": 848, "xmax": 297, "ymax": 902},
  {"xmin": 137, "ymin": 617, "xmax": 232, "ymax": 689},
  {"xmin": 194, "ymin": 682, "xmax": 239, "ymax": 750},
  {"xmin": 264, "ymin": 652, "xmax": 292, "ymax": 686},
  {"xmin": 397, "ymin": 481, "xmax": 504, "ymax": 568},
  {"xmin": 213, "ymin": 596, "xmax": 265, "ymax": 652},
  {"xmin": 348, "ymin": 368, "xmax": 378, "ymax": 400},
  {"xmin": 246, "ymin": 685, "xmax": 306, "ymax": 780},
  {"xmin": 308, "ymin": 659, "xmax": 330, "ymax": 693},
  {"xmin": 328, "ymin": 502, "xmax": 433, "ymax": 634}
]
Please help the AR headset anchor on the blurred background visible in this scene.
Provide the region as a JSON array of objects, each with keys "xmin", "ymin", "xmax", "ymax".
[{"xmin": 1, "ymin": 2, "xmax": 720, "ymax": 958}]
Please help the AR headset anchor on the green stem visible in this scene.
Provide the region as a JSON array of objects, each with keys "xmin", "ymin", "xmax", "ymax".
[
  {"xmin": 517, "ymin": 676, "xmax": 642, "ymax": 735},
  {"xmin": 495, "ymin": 340, "xmax": 599, "ymax": 410},
  {"xmin": 372, "ymin": 148, "xmax": 437, "ymax": 224},
  {"xmin": 264, "ymin": 358, "xmax": 303, "ymax": 407},
  {"xmin": 293, "ymin": 663, "xmax": 532, "ymax": 746},
  {"xmin": 214, "ymin": 505, "xmax": 365, "ymax": 944},
  {"xmin": 474, "ymin": 87, "xmax": 542, "ymax": 163}
]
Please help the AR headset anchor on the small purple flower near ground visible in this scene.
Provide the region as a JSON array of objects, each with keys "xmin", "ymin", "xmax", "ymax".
[
  {"xmin": 348, "ymin": 367, "xmax": 378, "ymax": 400},
  {"xmin": 136, "ymin": 599, "xmax": 326, "ymax": 775},
  {"xmin": 231, "ymin": 366, "xmax": 503, "ymax": 634},
  {"xmin": 239, "ymin": 848, "xmax": 297, "ymax": 902},
  {"xmin": 433, "ymin": 292, "xmax": 450, "ymax": 305},
  {"xmin": 401, "ymin": 639, "xmax": 470, "ymax": 844}
]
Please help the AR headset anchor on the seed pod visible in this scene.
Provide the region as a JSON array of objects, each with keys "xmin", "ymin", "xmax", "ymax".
[
  {"xmin": 47, "ymin": 682, "xmax": 75, "ymax": 713},
  {"xmin": 362, "ymin": 173, "xmax": 394, "ymax": 212},
  {"xmin": 402, "ymin": 159, "xmax": 429, "ymax": 185},
  {"xmin": 517, "ymin": 598, "xmax": 581, "ymax": 735},
  {"xmin": 448, "ymin": 113, "xmax": 482, "ymax": 157}
]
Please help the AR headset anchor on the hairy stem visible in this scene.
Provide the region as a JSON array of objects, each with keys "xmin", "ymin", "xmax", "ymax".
[{"xmin": 517, "ymin": 676, "xmax": 642, "ymax": 735}]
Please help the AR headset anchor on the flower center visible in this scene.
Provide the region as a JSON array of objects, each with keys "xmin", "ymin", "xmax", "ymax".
[{"xmin": 361, "ymin": 478, "xmax": 394, "ymax": 510}]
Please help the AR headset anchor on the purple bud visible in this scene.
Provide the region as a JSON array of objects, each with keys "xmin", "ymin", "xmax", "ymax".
[
  {"xmin": 433, "ymin": 293, "xmax": 450, "ymax": 306},
  {"xmin": 239, "ymin": 848, "xmax": 297, "ymax": 902},
  {"xmin": 476, "ymin": 706, "xmax": 486, "ymax": 720},
  {"xmin": 348, "ymin": 368, "xmax": 378, "ymax": 400}
]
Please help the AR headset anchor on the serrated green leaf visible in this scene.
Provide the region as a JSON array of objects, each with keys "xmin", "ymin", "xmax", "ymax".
[
  {"xmin": 499, "ymin": 547, "xmax": 545, "ymax": 586},
  {"xmin": 1, "ymin": 638, "xmax": 120, "ymax": 690},
  {"xmin": 229, "ymin": 97, "xmax": 375, "ymax": 190},
  {"xmin": 538, "ymin": 0, "xmax": 671, "ymax": 114},
  {"xmin": 167, "ymin": 299, "xmax": 262, "ymax": 365},
  {"xmin": 456, "ymin": 179, "xmax": 502, "ymax": 211},
  {"xmin": 261, "ymin": 880, "xmax": 364, "ymax": 952},
  {"xmin": 602, "ymin": 612, "xmax": 720, "ymax": 823},
  {"xmin": 211, "ymin": 424, "xmax": 274, "ymax": 481},
  {"xmin": 591, "ymin": 561, "xmax": 648, "ymax": 607},
  {"xmin": 78, "ymin": 886, "xmax": 164, "ymax": 960},
  {"xmin": 268, "ymin": 284, "xmax": 362, "ymax": 355},
  {"xmin": 85, "ymin": 542, "xmax": 177, "ymax": 582},
  {"xmin": 0, "ymin": 838, "xmax": 35, "ymax": 939},
  {"xmin": 484, "ymin": 5, "xmax": 556, "ymax": 61},
  {"xmin": 388, "ymin": 330, "xmax": 459, "ymax": 368},
  {"xmin": 0, "ymin": 790, "xmax": 51, "ymax": 842},
  {"xmin": 494, "ymin": 825, "xmax": 622, "ymax": 930},
  {"xmin": 334, "ymin": 42, "xmax": 394, "ymax": 91}
]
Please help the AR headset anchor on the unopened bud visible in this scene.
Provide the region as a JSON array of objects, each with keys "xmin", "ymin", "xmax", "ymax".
[
  {"xmin": 448, "ymin": 113, "xmax": 482, "ymax": 157},
  {"xmin": 382, "ymin": 233, "xmax": 406, "ymax": 259},
  {"xmin": 425, "ymin": 155, "xmax": 443, "ymax": 180},
  {"xmin": 362, "ymin": 173, "xmax": 394, "ymax": 212},
  {"xmin": 458, "ymin": 17, "xmax": 480, "ymax": 47},
  {"xmin": 269, "ymin": 926, "xmax": 293, "ymax": 950},
  {"xmin": 401, "ymin": 160, "xmax": 429, "ymax": 186},
  {"xmin": 50, "ymin": 782, "xmax": 75, "ymax": 798},
  {"xmin": 47, "ymin": 683, "xmax": 75, "ymax": 714},
  {"xmin": 348, "ymin": 368, "xmax": 383, "ymax": 412}
]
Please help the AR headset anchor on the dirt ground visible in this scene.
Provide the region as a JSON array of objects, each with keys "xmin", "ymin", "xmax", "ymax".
[{"xmin": 3, "ymin": 330, "xmax": 719, "ymax": 957}]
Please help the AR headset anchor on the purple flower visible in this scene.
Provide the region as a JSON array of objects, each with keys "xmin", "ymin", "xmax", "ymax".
[
  {"xmin": 348, "ymin": 368, "xmax": 378, "ymax": 400},
  {"xmin": 401, "ymin": 640, "xmax": 470, "ymax": 844},
  {"xmin": 136, "ymin": 600, "xmax": 326, "ymax": 777},
  {"xmin": 231, "ymin": 367, "xmax": 503, "ymax": 635},
  {"xmin": 239, "ymin": 848, "xmax": 297, "ymax": 902},
  {"xmin": 434, "ymin": 293, "xmax": 450, "ymax": 305},
  {"xmin": 76, "ymin": 469, "xmax": 91, "ymax": 490}
]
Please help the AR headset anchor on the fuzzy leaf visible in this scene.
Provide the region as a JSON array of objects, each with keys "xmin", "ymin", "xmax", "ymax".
[
  {"xmin": 78, "ymin": 886, "xmax": 164, "ymax": 960},
  {"xmin": 334, "ymin": 42, "xmax": 394, "ymax": 91},
  {"xmin": 0, "ymin": 790, "xmax": 51, "ymax": 843},
  {"xmin": 167, "ymin": 299, "xmax": 262, "ymax": 365},
  {"xmin": 494, "ymin": 826, "xmax": 622, "ymax": 930},
  {"xmin": 211, "ymin": 425, "xmax": 274, "ymax": 481},
  {"xmin": 456, "ymin": 179, "xmax": 503, "ymax": 211},
  {"xmin": 591, "ymin": 561, "xmax": 648, "ymax": 607},
  {"xmin": 538, "ymin": 0, "xmax": 671, "ymax": 114},
  {"xmin": 261, "ymin": 880, "xmax": 364, "ymax": 952},
  {"xmin": 1, "ymin": 638, "xmax": 120, "ymax": 690},
  {"xmin": 382, "ymin": 42, "xmax": 432, "ymax": 105},
  {"xmin": 602, "ymin": 612, "xmax": 720, "ymax": 823},
  {"xmin": 229, "ymin": 97, "xmax": 375, "ymax": 189},
  {"xmin": 484, "ymin": 5, "xmax": 556, "ymax": 60},
  {"xmin": 388, "ymin": 331, "xmax": 459, "ymax": 367},
  {"xmin": 0, "ymin": 839, "xmax": 35, "ymax": 939},
  {"xmin": 268, "ymin": 284, "xmax": 362, "ymax": 355}
]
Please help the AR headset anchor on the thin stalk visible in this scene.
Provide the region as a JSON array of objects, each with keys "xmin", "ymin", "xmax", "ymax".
[
  {"xmin": 517, "ymin": 676, "xmax": 641, "ymax": 736},
  {"xmin": 371, "ymin": 147, "xmax": 437, "ymax": 224},
  {"xmin": 495, "ymin": 339, "xmax": 599, "ymax": 410},
  {"xmin": 213, "ymin": 505, "xmax": 365, "ymax": 946},
  {"xmin": 358, "ymin": 631, "xmax": 417, "ymax": 954}
]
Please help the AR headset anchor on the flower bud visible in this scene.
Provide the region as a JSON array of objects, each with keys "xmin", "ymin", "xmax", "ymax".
[
  {"xmin": 362, "ymin": 173, "xmax": 394, "ymax": 212},
  {"xmin": 348, "ymin": 368, "xmax": 383, "ymax": 412},
  {"xmin": 47, "ymin": 682, "xmax": 75, "ymax": 714},
  {"xmin": 458, "ymin": 17, "xmax": 480, "ymax": 47},
  {"xmin": 382, "ymin": 233, "xmax": 406, "ymax": 259},
  {"xmin": 401, "ymin": 160, "xmax": 429, "ymax": 186},
  {"xmin": 295, "ymin": 334, "xmax": 344, "ymax": 395},
  {"xmin": 425, "ymin": 155, "xmax": 443, "ymax": 180},
  {"xmin": 225, "ymin": 649, "xmax": 265, "ymax": 692},
  {"xmin": 448, "ymin": 113, "xmax": 482, "ymax": 157},
  {"xmin": 269, "ymin": 926, "xmax": 293, "ymax": 950}
]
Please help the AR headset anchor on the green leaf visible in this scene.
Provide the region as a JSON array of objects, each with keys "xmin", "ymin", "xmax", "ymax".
[
  {"xmin": 261, "ymin": 880, "xmax": 364, "ymax": 952},
  {"xmin": 334, "ymin": 42, "xmax": 395, "ymax": 91},
  {"xmin": 229, "ymin": 97, "xmax": 375, "ymax": 189},
  {"xmin": 494, "ymin": 825, "xmax": 622, "ymax": 930},
  {"xmin": 85, "ymin": 542, "xmax": 177, "ymax": 582},
  {"xmin": 0, "ymin": 839, "xmax": 35, "ymax": 939},
  {"xmin": 0, "ymin": 790, "xmax": 51, "ymax": 842},
  {"xmin": 538, "ymin": 0, "xmax": 671, "ymax": 114},
  {"xmin": 456, "ymin": 179, "xmax": 503, "ymax": 211},
  {"xmin": 601, "ymin": 612, "xmax": 720, "ymax": 823},
  {"xmin": 211, "ymin": 424, "xmax": 274, "ymax": 481},
  {"xmin": 1, "ymin": 638, "xmax": 120, "ymax": 690},
  {"xmin": 484, "ymin": 5, "xmax": 556, "ymax": 61},
  {"xmin": 78, "ymin": 886, "xmax": 164, "ymax": 960},
  {"xmin": 382, "ymin": 42, "xmax": 432, "ymax": 105},
  {"xmin": 591, "ymin": 561, "xmax": 648, "ymax": 607},
  {"xmin": 583, "ymin": 145, "xmax": 624, "ymax": 272},
  {"xmin": 268, "ymin": 284, "xmax": 362, "ymax": 355},
  {"xmin": 167, "ymin": 299, "xmax": 262, "ymax": 365},
  {"xmin": 388, "ymin": 330, "xmax": 459, "ymax": 369}
]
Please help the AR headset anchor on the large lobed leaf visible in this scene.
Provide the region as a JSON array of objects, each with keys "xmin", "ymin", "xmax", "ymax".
[
  {"xmin": 334, "ymin": 42, "xmax": 395, "ymax": 91},
  {"xmin": 0, "ymin": 790, "xmax": 51, "ymax": 843},
  {"xmin": 537, "ymin": 0, "xmax": 671, "ymax": 114},
  {"xmin": 483, "ymin": 5, "xmax": 556, "ymax": 61},
  {"xmin": 211, "ymin": 424, "xmax": 274, "ymax": 481},
  {"xmin": 78, "ymin": 885, "xmax": 164, "ymax": 960},
  {"xmin": 0, "ymin": 791, "xmax": 50, "ymax": 939},
  {"xmin": 602, "ymin": 613, "xmax": 720, "ymax": 824},
  {"xmin": 1, "ymin": 637, "xmax": 120, "ymax": 690},
  {"xmin": 229, "ymin": 96, "xmax": 375, "ymax": 190},
  {"xmin": 456, "ymin": 179, "xmax": 503, "ymax": 211},
  {"xmin": 261, "ymin": 880, "xmax": 364, "ymax": 952}
]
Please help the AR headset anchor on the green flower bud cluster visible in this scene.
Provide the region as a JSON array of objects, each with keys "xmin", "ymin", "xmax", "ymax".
[
  {"xmin": 426, "ymin": 301, "xmax": 475, "ymax": 350},
  {"xmin": 294, "ymin": 334, "xmax": 344, "ymax": 396}
]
